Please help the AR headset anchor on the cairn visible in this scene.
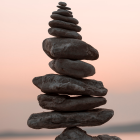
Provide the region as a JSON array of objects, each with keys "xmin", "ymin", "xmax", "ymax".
[{"xmin": 27, "ymin": 2, "xmax": 121, "ymax": 140}]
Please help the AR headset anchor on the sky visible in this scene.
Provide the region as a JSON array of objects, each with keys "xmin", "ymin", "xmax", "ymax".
[{"xmin": 0, "ymin": 0, "xmax": 140, "ymax": 133}]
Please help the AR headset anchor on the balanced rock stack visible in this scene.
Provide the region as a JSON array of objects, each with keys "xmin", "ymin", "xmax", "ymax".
[{"xmin": 27, "ymin": 2, "xmax": 121, "ymax": 140}]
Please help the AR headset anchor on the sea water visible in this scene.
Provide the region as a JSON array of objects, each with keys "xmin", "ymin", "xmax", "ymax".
[{"xmin": 0, "ymin": 133, "xmax": 140, "ymax": 140}]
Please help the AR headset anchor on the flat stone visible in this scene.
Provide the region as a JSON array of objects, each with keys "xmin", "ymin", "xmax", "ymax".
[
  {"xmin": 48, "ymin": 28, "xmax": 82, "ymax": 39},
  {"xmin": 58, "ymin": 2, "xmax": 67, "ymax": 6},
  {"xmin": 57, "ymin": 9, "xmax": 73, "ymax": 15},
  {"xmin": 51, "ymin": 14, "xmax": 78, "ymax": 24},
  {"xmin": 49, "ymin": 59, "xmax": 95, "ymax": 78},
  {"xmin": 43, "ymin": 38, "xmax": 99, "ymax": 60},
  {"xmin": 52, "ymin": 10, "xmax": 73, "ymax": 17},
  {"xmin": 32, "ymin": 74, "xmax": 108, "ymax": 96},
  {"xmin": 57, "ymin": 5, "xmax": 71, "ymax": 10},
  {"xmin": 49, "ymin": 20, "xmax": 81, "ymax": 32},
  {"xmin": 55, "ymin": 127, "xmax": 122, "ymax": 140},
  {"xmin": 38, "ymin": 94, "xmax": 106, "ymax": 111},
  {"xmin": 27, "ymin": 108, "xmax": 114, "ymax": 129}
]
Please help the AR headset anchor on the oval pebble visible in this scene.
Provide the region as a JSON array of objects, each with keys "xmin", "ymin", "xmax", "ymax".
[
  {"xmin": 59, "ymin": 2, "xmax": 67, "ymax": 6},
  {"xmin": 52, "ymin": 10, "xmax": 73, "ymax": 17},
  {"xmin": 49, "ymin": 59, "xmax": 95, "ymax": 78},
  {"xmin": 49, "ymin": 20, "xmax": 81, "ymax": 32},
  {"xmin": 48, "ymin": 28, "xmax": 82, "ymax": 40},
  {"xmin": 51, "ymin": 14, "xmax": 78, "ymax": 24}
]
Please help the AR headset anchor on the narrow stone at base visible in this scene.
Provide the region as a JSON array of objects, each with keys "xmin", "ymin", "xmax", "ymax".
[{"xmin": 55, "ymin": 127, "xmax": 122, "ymax": 140}]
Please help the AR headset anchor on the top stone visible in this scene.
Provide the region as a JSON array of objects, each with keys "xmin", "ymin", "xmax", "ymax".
[{"xmin": 59, "ymin": 2, "xmax": 67, "ymax": 6}]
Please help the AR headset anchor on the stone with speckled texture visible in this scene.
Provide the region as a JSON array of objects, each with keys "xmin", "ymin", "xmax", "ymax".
[
  {"xmin": 27, "ymin": 108, "xmax": 114, "ymax": 129},
  {"xmin": 49, "ymin": 59, "xmax": 95, "ymax": 78},
  {"xmin": 38, "ymin": 94, "xmax": 106, "ymax": 111},
  {"xmin": 55, "ymin": 127, "xmax": 122, "ymax": 140},
  {"xmin": 43, "ymin": 38, "xmax": 99, "ymax": 60},
  {"xmin": 32, "ymin": 74, "xmax": 108, "ymax": 96}
]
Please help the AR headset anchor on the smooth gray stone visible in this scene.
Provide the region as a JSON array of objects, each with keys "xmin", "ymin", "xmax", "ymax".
[
  {"xmin": 52, "ymin": 10, "xmax": 73, "ymax": 17},
  {"xmin": 57, "ymin": 9, "xmax": 73, "ymax": 15},
  {"xmin": 33, "ymin": 74, "xmax": 108, "ymax": 96},
  {"xmin": 27, "ymin": 108, "xmax": 114, "ymax": 129},
  {"xmin": 49, "ymin": 20, "xmax": 81, "ymax": 32},
  {"xmin": 51, "ymin": 14, "xmax": 78, "ymax": 24},
  {"xmin": 57, "ymin": 5, "xmax": 71, "ymax": 10},
  {"xmin": 38, "ymin": 94, "xmax": 106, "ymax": 111},
  {"xmin": 43, "ymin": 38, "xmax": 99, "ymax": 60},
  {"xmin": 58, "ymin": 2, "xmax": 67, "ymax": 6},
  {"xmin": 48, "ymin": 28, "xmax": 82, "ymax": 40},
  {"xmin": 55, "ymin": 127, "xmax": 122, "ymax": 140},
  {"xmin": 49, "ymin": 59, "xmax": 95, "ymax": 78}
]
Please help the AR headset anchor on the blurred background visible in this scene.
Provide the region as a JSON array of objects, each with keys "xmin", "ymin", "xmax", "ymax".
[{"xmin": 0, "ymin": 0, "xmax": 140, "ymax": 139}]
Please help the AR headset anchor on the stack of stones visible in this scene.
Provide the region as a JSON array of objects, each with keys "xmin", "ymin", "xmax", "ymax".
[{"xmin": 27, "ymin": 2, "xmax": 121, "ymax": 140}]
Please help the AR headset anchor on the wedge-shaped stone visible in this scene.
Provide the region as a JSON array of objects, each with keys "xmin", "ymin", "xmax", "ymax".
[
  {"xmin": 33, "ymin": 74, "xmax": 107, "ymax": 96},
  {"xmin": 49, "ymin": 59, "xmax": 95, "ymax": 78},
  {"xmin": 49, "ymin": 20, "xmax": 81, "ymax": 32},
  {"xmin": 52, "ymin": 10, "xmax": 73, "ymax": 17},
  {"xmin": 51, "ymin": 14, "xmax": 78, "ymax": 24},
  {"xmin": 48, "ymin": 28, "xmax": 82, "ymax": 40},
  {"xmin": 56, "ymin": 127, "xmax": 122, "ymax": 140},
  {"xmin": 43, "ymin": 38, "xmax": 99, "ymax": 60},
  {"xmin": 38, "ymin": 94, "xmax": 106, "ymax": 111},
  {"xmin": 27, "ymin": 109, "xmax": 114, "ymax": 129},
  {"xmin": 57, "ymin": 5, "xmax": 71, "ymax": 10}
]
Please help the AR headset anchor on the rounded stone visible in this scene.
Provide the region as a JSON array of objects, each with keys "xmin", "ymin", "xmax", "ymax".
[
  {"xmin": 49, "ymin": 59, "xmax": 95, "ymax": 78},
  {"xmin": 59, "ymin": 2, "xmax": 67, "ymax": 6},
  {"xmin": 51, "ymin": 14, "xmax": 78, "ymax": 24},
  {"xmin": 49, "ymin": 20, "xmax": 81, "ymax": 32},
  {"xmin": 43, "ymin": 38, "xmax": 99, "ymax": 60},
  {"xmin": 48, "ymin": 28, "xmax": 82, "ymax": 40},
  {"xmin": 38, "ymin": 94, "xmax": 106, "ymax": 111},
  {"xmin": 32, "ymin": 74, "xmax": 108, "ymax": 96},
  {"xmin": 52, "ymin": 10, "xmax": 73, "ymax": 17},
  {"xmin": 57, "ymin": 5, "xmax": 71, "ymax": 10},
  {"xmin": 57, "ymin": 9, "xmax": 72, "ymax": 14},
  {"xmin": 27, "ymin": 109, "xmax": 114, "ymax": 129}
]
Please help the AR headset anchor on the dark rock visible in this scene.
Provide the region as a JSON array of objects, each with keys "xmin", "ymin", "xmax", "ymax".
[
  {"xmin": 43, "ymin": 38, "xmax": 99, "ymax": 60},
  {"xmin": 27, "ymin": 108, "xmax": 114, "ymax": 129},
  {"xmin": 49, "ymin": 20, "xmax": 81, "ymax": 32},
  {"xmin": 49, "ymin": 59, "xmax": 95, "ymax": 78},
  {"xmin": 57, "ymin": 5, "xmax": 71, "ymax": 10},
  {"xmin": 32, "ymin": 74, "xmax": 108, "ymax": 96},
  {"xmin": 58, "ymin": 2, "xmax": 67, "ymax": 6},
  {"xmin": 57, "ymin": 9, "xmax": 73, "ymax": 14},
  {"xmin": 51, "ymin": 14, "xmax": 78, "ymax": 24},
  {"xmin": 52, "ymin": 10, "xmax": 73, "ymax": 17},
  {"xmin": 48, "ymin": 28, "xmax": 82, "ymax": 39},
  {"xmin": 38, "ymin": 94, "xmax": 106, "ymax": 111},
  {"xmin": 97, "ymin": 135, "xmax": 122, "ymax": 140},
  {"xmin": 55, "ymin": 127, "xmax": 122, "ymax": 140},
  {"xmin": 56, "ymin": 127, "xmax": 93, "ymax": 140}
]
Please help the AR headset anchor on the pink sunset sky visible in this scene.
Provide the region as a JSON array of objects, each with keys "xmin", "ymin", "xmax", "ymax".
[{"xmin": 0, "ymin": 0, "xmax": 140, "ymax": 132}]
